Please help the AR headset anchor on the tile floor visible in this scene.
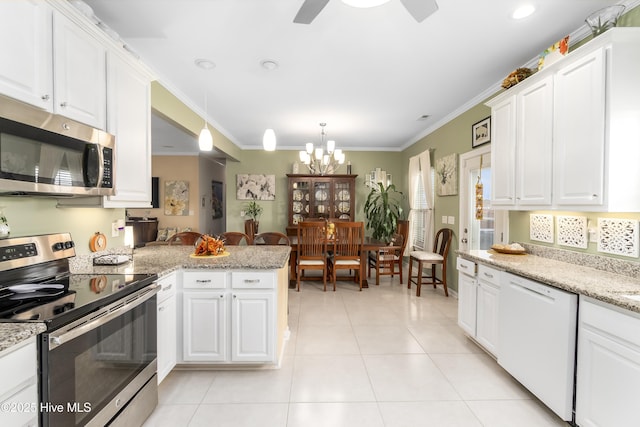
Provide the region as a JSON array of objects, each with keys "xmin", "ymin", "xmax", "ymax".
[{"xmin": 143, "ymin": 274, "xmax": 569, "ymax": 427}]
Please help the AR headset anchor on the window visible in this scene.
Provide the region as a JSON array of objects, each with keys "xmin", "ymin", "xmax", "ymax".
[{"xmin": 410, "ymin": 168, "xmax": 434, "ymax": 250}]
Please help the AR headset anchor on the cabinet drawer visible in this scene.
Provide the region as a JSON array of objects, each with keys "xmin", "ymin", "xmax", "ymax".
[
  {"xmin": 456, "ymin": 257, "xmax": 476, "ymax": 276},
  {"xmin": 478, "ymin": 264, "xmax": 500, "ymax": 286},
  {"xmin": 183, "ymin": 271, "xmax": 227, "ymax": 289},
  {"xmin": 231, "ymin": 271, "xmax": 275, "ymax": 289},
  {"xmin": 0, "ymin": 339, "xmax": 36, "ymax": 400},
  {"xmin": 0, "ymin": 383, "xmax": 38, "ymax": 427},
  {"xmin": 156, "ymin": 273, "xmax": 177, "ymax": 302}
]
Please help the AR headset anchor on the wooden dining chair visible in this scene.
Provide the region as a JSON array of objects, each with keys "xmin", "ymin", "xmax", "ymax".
[
  {"xmin": 367, "ymin": 219, "xmax": 409, "ymax": 286},
  {"xmin": 167, "ymin": 231, "xmax": 203, "ymax": 246},
  {"xmin": 296, "ymin": 222, "xmax": 328, "ymax": 292},
  {"xmin": 329, "ymin": 221, "xmax": 364, "ymax": 291},
  {"xmin": 220, "ymin": 231, "xmax": 250, "ymax": 246},
  {"xmin": 408, "ymin": 228, "xmax": 454, "ymax": 296},
  {"xmin": 253, "ymin": 232, "xmax": 290, "ymax": 245}
]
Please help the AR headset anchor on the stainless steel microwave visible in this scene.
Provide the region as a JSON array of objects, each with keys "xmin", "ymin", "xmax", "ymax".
[{"xmin": 0, "ymin": 94, "xmax": 115, "ymax": 197}]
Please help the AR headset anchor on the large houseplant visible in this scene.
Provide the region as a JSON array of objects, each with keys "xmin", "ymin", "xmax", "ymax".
[{"xmin": 364, "ymin": 183, "xmax": 404, "ymax": 242}]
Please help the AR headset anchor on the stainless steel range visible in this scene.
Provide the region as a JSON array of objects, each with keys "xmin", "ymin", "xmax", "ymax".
[{"xmin": 0, "ymin": 233, "xmax": 159, "ymax": 427}]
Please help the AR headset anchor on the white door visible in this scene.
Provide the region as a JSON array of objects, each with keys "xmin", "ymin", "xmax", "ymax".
[
  {"xmin": 459, "ymin": 147, "xmax": 508, "ymax": 251},
  {"xmin": 231, "ymin": 292, "xmax": 275, "ymax": 363},
  {"xmin": 183, "ymin": 291, "xmax": 227, "ymax": 362}
]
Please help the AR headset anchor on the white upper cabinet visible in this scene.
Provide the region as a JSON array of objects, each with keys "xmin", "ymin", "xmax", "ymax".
[
  {"xmin": 487, "ymin": 28, "xmax": 640, "ymax": 212},
  {"xmin": 52, "ymin": 10, "xmax": 106, "ymax": 129},
  {"xmin": 0, "ymin": 1, "xmax": 53, "ymax": 110},
  {"xmin": 103, "ymin": 53, "xmax": 152, "ymax": 208}
]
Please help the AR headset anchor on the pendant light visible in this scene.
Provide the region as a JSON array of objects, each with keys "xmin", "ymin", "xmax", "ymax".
[
  {"xmin": 263, "ymin": 128, "xmax": 276, "ymax": 151},
  {"xmin": 199, "ymin": 92, "xmax": 213, "ymax": 151},
  {"xmin": 195, "ymin": 58, "xmax": 215, "ymax": 151}
]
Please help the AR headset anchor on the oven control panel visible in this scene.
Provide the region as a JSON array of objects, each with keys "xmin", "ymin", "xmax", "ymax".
[{"xmin": 0, "ymin": 243, "xmax": 37, "ymax": 261}]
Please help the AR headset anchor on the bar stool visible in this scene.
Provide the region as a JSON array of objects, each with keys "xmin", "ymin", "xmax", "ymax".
[{"xmin": 408, "ymin": 228, "xmax": 453, "ymax": 296}]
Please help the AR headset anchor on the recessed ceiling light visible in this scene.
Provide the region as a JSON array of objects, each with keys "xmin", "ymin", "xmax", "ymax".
[
  {"xmin": 512, "ymin": 4, "xmax": 535, "ymax": 19},
  {"xmin": 194, "ymin": 58, "xmax": 216, "ymax": 70},
  {"xmin": 260, "ymin": 59, "xmax": 279, "ymax": 70},
  {"xmin": 342, "ymin": 0, "xmax": 391, "ymax": 8}
]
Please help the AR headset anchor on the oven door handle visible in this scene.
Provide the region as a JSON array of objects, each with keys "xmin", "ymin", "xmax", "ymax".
[{"xmin": 48, "ymin": 283, "xmax": 160, "ymax": 350}]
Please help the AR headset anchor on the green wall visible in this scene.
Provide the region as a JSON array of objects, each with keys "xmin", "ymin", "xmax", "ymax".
[
  {"xmin": 225, "ymin": 150, "xmax": 404, "ymax": 234},
  {"xmin": 0, "ymin": 197, "xmax": 124, "ymax": 255}
]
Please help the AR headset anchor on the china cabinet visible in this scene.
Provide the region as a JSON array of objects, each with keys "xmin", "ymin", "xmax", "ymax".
[{"xmin": 286, "ymin": 174, "xmax": 357, "ymax": 230}]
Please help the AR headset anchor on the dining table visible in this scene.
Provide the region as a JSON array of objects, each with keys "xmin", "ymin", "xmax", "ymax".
[{"xmin": 288, "ymin": 236, "xmax": 393, "ymax": 289}]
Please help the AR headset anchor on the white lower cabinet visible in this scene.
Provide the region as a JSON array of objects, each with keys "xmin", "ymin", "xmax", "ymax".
[
  {"xmin": 0, "ymin": 337, "xmax": 38, "ymax": 427},
  {"xmin": 456, "ymin": 257, "xmax": 501, "ymax": 357},
  {"xmin": 576, "ymin": 297, "xmax": 640, "ymax": 427},
  {"xmin": 181, "ymin": 270, "xmax": 277, "ymax": 364},
  {"xmin": 156, "ymin": 273, "xmax": 177, "ymax": 383}
]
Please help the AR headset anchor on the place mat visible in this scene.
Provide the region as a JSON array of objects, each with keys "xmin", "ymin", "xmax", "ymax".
[{"xmin": 189, "ymin": 251, "xmax": 231, "ymax": 259}]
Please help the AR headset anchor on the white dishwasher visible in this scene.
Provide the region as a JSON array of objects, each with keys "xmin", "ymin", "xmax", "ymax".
[{"xmin": 498, "ymin": 272, "xmax": 578, "ymax": 422}]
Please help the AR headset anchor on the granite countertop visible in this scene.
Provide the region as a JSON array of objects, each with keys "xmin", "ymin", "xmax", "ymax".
[
  {"xmin": 457, "ymin": 249, "xmax": 640, "ymax": 314},
  {"xmin": 0, "ymin": 245, "xmax": 290, "ymax": 354},
  {"xmin": 73, "ymin": 245, "xmax": 291, "ymax": 278},
  {"xmin": 0, "ymin": 322, "xmax": 46, "ymax": 353}
]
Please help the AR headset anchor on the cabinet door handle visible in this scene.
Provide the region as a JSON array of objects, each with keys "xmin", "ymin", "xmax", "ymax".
[
  {"xmin": 219, "ymin": 294, "xmax": 224, "ymax": 298},
  {"xmin": 158, "ymin": 306, "xmax": 165, "ymax": 312},
  {"xmin": 591, "ymin": 194, "xmax": 598, "ymax": 199},
  {"xmin": 459, "ymin": 264, "xmax": 468, "ymax": 269},
  {"xmin": 162, "ymin": 284, "xmax": 173, "ymax": 291},
  {"xmin": 41, "ymin": 94, "xmax": 50, "ymax": 101},
  {"xmin": 244, "ymin": 279, "xmax": 260, "ymax": 284},
  {"xmin": 60, "ymin": 101, "xmax": 67, "ymax": 108},
  {"xmin": 196, "ymin": 279, "xmax": 212, "ymax": 283},
  {"xmin": 483, "ymin": 272, "xmax": 494, "ymax": 279}
]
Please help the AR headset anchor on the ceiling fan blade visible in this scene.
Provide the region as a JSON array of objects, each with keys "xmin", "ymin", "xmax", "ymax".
[
  {"xmin": 400, "ymin": 0, "xmax": 438, "ymax": 22},
  {"xmin": 293, "ymin": 0, "xmax": 331, "ymax": 24}
]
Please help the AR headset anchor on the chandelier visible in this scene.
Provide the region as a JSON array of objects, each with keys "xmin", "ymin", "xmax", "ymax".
[{"xmin": 298, "ymin": 123, "xmax": 346, "ymax": 175}]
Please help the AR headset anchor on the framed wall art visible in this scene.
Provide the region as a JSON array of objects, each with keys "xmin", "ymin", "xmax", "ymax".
[
  {"xmin": 212, "ymin": 180, "xmax": 223, "ymax": 219},
  {"xmin": 472, "ymin": 117, "xmax": 491, "ymax": 148},
  {"xmin": 165, "ymin": 180, "xmax": 189, "ymax": 216},
  {"xmin": 435, "ymin": 153, "xmax": 458, "ymax": 196},
  {"xmin": 236, "ymin": 174, "xmax": 276, "ymax": 200}
]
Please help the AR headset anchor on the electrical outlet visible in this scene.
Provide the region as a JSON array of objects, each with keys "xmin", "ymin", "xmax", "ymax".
[
  {"xmin": 240, "ymin": 210, "xmax": 245, "ymax": 217},
  {"xmin": 111, "ymin": 222, "xmax": 119, "ymax": 237},
  {"xmin": 448, "ymin": 216, "xmax": 455, "ymax": 225}
]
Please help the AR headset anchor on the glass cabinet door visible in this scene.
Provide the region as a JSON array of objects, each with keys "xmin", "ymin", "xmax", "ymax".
[
  {"xmin": 333, "ymin": 179, "xmax": 353, "ymax": 220},
  {"xmin": 312, "ymin": 180, "xmax": 330, "ymax": 219},
  {"xmin": 291, "ymin": 179, "xmax": 311, "ymax": 224}
]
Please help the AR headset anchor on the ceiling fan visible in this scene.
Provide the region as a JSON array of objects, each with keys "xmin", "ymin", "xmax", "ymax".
[{"xmin": 293, "ymin": 0, "xmax": 438, "ymax": 24}]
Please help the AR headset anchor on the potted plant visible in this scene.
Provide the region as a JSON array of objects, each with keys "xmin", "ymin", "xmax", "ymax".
[
  {"xmin": 244, "ymin": 199, "xmax": 263, "ymax": 234},
  {"xmin": 364, "ymin": 183, "xmax": 405, "ymax": 242}
]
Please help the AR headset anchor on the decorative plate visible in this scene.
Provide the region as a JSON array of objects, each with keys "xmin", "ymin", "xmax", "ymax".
[
  {"xmin": 315, "ymin": 189, "xmax": 328, "ymax": 201},
  {"xmin": 305, "ymin": 193, "xmax": 310, "ymax": 201},
  {"xmin": 338, "ymin": 201, "xmax": 350, "ymax": 213},
  {"xmin": 317, "ymin": 205, "xmax": 325, "ymax": 214},
  {"xmin": 305, "ymin": 204, "xmax": 309, "ymax": 213},
  {"xmin": 293, "ymin": 201, "xmax": 303, "ymax": 213},
  {"xmin": 89, "ymin": 232, "xmax": 107, "ymax": 252},
  {"xmin": 339, "ymin": 214, "xmax": 350, "ymax": 220},
  {"xmin": 337, "ymin": 190, "xmax": 350, "ymax": 201},
  {"xmin": 490, "ymin": 245, "xmax": 526, "ymax": 255},
  {"xmin": 293, "ymin": 189, "xmax": 303, "ymax": 201},
  {"xmin": 293, "ymin": 214, "xmax": 303, "ymax": 225}
]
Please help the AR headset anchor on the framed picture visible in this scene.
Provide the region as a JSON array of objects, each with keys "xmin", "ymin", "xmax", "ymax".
[
  {"xmin": 435, "ymin": 153, "xmax": 458, "ymax": 196},
  {"xmin": 472, "ymin": 117, "xmax": 491, "ymax": 148},
  {"xmin": 236, "ymin": 174, "xmax": 276, "ymax": 200},
  {"xmin": 164, "ymin": 180, "xmax": 189, "ymax": 216},
  {"xmin": 211, "ymin": 180, "xmax": 223, "ymax": 219}
]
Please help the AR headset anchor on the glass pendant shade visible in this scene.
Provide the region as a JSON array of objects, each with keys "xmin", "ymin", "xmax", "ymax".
[
  {"xmin": 199, "ymin": 125, "xmax": 213, "ymax": 151},
  {"xmin": 263, "ymin": 128, "xmax": 276, "ymax": 151}
]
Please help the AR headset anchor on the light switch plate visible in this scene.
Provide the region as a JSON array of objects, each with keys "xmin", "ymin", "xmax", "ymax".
[
  {"xmin": 441, "ymin": 216, "xmax": 447, "ymax": 224},
  {"xmin": 448, "ymin": 216, "xmax": 455, "ymax": 225},
  {"xmin": 111, "ymin": 222, "xmax": 119, "ymax": 237}
]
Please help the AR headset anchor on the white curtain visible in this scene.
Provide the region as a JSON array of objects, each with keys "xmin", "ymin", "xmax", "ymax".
[{"xmin": 406, "ymin": 149, "xmax": 434, "ymax": 255}]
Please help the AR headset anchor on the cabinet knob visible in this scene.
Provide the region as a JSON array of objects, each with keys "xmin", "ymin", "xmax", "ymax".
[
  {"xmin": 60, "ymin": 101, "xmax": 67, "ymax": 108},
  {"xmin": 591, "ymin": 194, "xmax": 598, "ymax": 199},
  {"xmin": 41, "ymin": 94, "xmax": 50, "ymax": 101},
  {"xmin": 461, "ymin": 238, "xmax": 468, "ymax": 244},
  {"xmin": 158, "ymin": 306, "xmax": 165, "ymax": 312},
  {"xmin": 62, "ymin": 123, "xmax": 70, "ymax": 131}
]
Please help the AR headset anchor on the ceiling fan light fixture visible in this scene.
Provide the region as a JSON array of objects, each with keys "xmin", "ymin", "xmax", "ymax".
[
  {"xmin": 263, "ymin": 128, "xmax": 277, "ymax": 151},
  {"xmin": 342, "ymin": 0, "xmax": 391, "ymax": 8},
  {"xmin": 512, "ymin": 4, "xmax": 535, "ymax": 20}
]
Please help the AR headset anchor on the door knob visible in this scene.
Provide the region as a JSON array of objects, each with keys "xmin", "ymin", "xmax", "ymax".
[{"xmin": 461, "ymin": 238, "xmax": 468, "ymax": 244}]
